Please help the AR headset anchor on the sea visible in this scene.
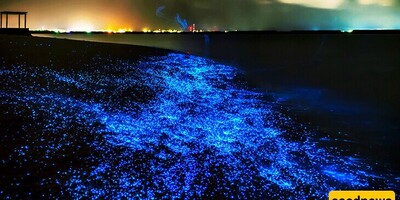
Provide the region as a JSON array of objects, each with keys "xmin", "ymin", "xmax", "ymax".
[{"xmin": 34, "ymin": 32, "xmax": 400, "ymax": 173}]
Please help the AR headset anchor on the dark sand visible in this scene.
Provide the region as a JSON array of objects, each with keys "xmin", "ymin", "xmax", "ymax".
[
  {"xmin": 1, "ymin": 34, "xmax": 399, "ymax": 198},
  {"xmin": 0, "ymin": 35, "xmax": 171, "ymax": 69},
  {"xmin": 0, "ymin": 35, "xmax": 171, "ymax": 198}
]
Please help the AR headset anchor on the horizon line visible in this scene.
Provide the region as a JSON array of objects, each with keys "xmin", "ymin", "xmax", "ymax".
[{"xmin": 28, "ymin": 29, "xmax": 400, "ymax": 34}]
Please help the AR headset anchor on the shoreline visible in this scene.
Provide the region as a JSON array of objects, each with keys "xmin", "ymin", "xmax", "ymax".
[
  {"xmin": 31, "ymin": 32, "xmax": 400, "ymax": 113},
  {"xmin": 29, "ymin": 33, "xmax": 400, "ymax": 142},
  {"xmin": 2, "ymin": 34, "xmax": 399, "ymax": 158},
  {"xmin": 2, "ymin": 34, "xmax": 399, "ymax": 148},
  {"xmin": 1, "ymin": 34, "xmax": 399, "ymax": 198}
]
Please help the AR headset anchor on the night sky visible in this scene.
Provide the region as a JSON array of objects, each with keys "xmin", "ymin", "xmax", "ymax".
[{"xmin": 1, "ymin": 0, "xmax": 400, "ymax": 31}]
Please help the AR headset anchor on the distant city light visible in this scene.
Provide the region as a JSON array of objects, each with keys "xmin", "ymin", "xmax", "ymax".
[{"xmin": 69, "ymin": 21, "xmax": 94, "ymax": 32}]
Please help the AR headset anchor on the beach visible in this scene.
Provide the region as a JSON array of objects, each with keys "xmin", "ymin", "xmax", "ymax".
[{"xmin": 1, "ymin": 35, "xmax": 399, "ymax": 198}]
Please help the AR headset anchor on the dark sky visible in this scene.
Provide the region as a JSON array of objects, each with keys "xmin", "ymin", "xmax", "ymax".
[{"xmin": 1, "ymin": 0, "xmax": 400, "ymax": 31}]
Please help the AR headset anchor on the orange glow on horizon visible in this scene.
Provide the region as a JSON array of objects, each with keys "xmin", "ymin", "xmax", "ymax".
[{"xmin": 69, "ymin": 21, "xmax": 94, "ymax": 32}]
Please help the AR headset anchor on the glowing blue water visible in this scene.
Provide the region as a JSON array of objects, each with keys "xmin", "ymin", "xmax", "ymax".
[{"xmin": 0, "ymin": 53, "xmax": 398, "ymax": 198}]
